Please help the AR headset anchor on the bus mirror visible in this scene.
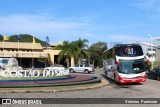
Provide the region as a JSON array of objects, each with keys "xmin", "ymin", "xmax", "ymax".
[
  {"xmin": 111, "ymin": 65, "xmax": 117, "ymax": 70},
  {"xmin": 111, "ymin": 66, "xmax": 114, "ymax": 70}
]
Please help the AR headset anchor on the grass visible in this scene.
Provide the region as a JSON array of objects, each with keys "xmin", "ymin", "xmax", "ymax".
[
  {"xmin": 0, "ymin": 82, "xmax": 100, "ymax": 93},
  {"xmin": 153, "ymin": 61, "xmax": 160, "ymax": 68}
]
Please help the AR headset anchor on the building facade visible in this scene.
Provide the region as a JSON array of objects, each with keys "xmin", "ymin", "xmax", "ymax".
[{"xmin": 0, "ymin": 42, "xmax": 74, "ymax": 68}]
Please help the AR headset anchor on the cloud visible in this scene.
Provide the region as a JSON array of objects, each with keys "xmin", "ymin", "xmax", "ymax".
[
  {"xmin": 131, "ymin": 0, "xmax": 160, "ymax": 13},
  {"xmin": 0, "ymin": 14, "xmax": 88, "ymax": 35},
  {"xmin": 0, "ymin": 13, "xmax": 121, "ymax": 43},
  {"xmin": 0, "ymin": 13, "xmax": 148, "ymax": 44},
  {"xmin": 130, "ymin": 0, "xmax": 160, "ymax": 21},
  {"xmin": 107, "ymin": 35, "xmax": 145, "ymax": 42}
]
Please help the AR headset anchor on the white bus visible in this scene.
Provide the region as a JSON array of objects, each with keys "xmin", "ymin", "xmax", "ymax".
[{"xmin": 102, "ymin": 44, "xmax": 147, "ymax": 84}]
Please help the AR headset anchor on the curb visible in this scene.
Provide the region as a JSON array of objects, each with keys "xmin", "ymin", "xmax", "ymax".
[
  {"xmin": 55, "ymin": 79, "xmax": 109, "ymax": 92},
  {"xmin": 0, "ymin": 79, "xmax": 109, "ymax": 93}
]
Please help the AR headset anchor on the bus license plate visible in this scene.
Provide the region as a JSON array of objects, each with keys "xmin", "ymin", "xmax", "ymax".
[{"xmin": 132, "ymin": 80, "xmax": 136, "ymax": 82}]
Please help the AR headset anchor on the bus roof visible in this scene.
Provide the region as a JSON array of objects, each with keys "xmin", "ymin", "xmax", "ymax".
[
  {"xmin": 103, "ymin": 44, "xmax": 141, "ymax": 53},
  {"xmin": 114, "ymin": 44, "xmax": 141, "ymax": 47}
]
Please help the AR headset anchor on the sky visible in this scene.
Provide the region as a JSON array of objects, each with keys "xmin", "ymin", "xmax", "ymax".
[{"xmin": 0, "ymin": 0, "xmax": 160, "ymax": 45}]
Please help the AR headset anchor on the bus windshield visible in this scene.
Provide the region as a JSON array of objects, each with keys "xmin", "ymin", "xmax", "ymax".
[
  {"xmin": 118, "ymin": 59, "xmax": 144, "ymax": 74},
  {"xmin": 116, "ymin": 45, "xmax": 143, "ymax": 57}
]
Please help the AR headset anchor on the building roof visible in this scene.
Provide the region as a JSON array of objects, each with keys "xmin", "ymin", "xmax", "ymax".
[
  {"xmin": 136, "ymin": 42, "xmax": 157, "ymax": 47},
  {"xmin": 50, "ymin": 41, "xmax": 63, "ymax": 47},
  {"xmin": 153, "ymin": 37, "xmax": 160, "ymax": 41},
  {"xmin": 0, "ymin": 42, "xmax": 43, "ymax": 50}
]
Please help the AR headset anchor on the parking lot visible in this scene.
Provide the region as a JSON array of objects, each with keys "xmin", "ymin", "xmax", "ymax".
[{"xmin": 1, "ymin": 69, "xmax": 160, "ymax": 107}]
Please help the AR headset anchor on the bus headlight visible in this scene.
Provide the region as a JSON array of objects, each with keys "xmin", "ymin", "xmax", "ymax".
[
  {"xmin": 119, "ymin": 75, "xmax": 127, "ymax": 79},
  {"xmin": 140, "ymin": 72, "xmax": 146, "ymax": 76}
]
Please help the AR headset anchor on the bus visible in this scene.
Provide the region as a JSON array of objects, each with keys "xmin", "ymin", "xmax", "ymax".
[{"xmin": 102, "ymin": 44, "xmax": 147, "ymax": 84}]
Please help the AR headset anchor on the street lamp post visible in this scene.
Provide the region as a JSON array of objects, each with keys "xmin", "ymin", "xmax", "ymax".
[{"xmin": 147, "ymin": 34, "xmax": 153, "ymax": 70}]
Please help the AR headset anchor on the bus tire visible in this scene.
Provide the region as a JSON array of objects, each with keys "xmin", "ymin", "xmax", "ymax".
[
  {"xmin": 105, "ymin": 71, "xmax": 108, "ymax": 76},
  {"xmin": 147, "ymin": 75, "xmax": 150, "ymax": 79},
  {"xmin": 114, "ymin": 75, "xmax": 117, "ymax": 84}
]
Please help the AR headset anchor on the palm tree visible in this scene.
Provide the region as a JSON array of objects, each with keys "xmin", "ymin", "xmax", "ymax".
[
  {"xmin": 74, "ymin": 38, "xmax": 89, "ymax": 64},
  {"xmin": 69, "ymin": 41, "xmax": 79, "ymax": 65},
  {"xmin": 38, "ymin": 54, "xmax": 51, "ymax": 67},
  {"xmin": 54, "ymin": 39, "xmax": 89, "ymax": 67},
  {"xmin": 55, "ymin": 41, "xmax": 74, "ymax": 68}
]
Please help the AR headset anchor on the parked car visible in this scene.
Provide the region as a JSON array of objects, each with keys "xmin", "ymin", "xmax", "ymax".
[
  {"xmin": 144, "ymin": 67, "xmax": 150, "ymax": 76},
  {"xmin": 147, "ymin": 67, "xmax": 160, "ymax": 81},
  {"xmin": 69, "ymin": 64, "xmax": 94, "ymax": 74},
  {"xmin": 44, "ymin": 64, "xmax": 65, "ymax": 70}
]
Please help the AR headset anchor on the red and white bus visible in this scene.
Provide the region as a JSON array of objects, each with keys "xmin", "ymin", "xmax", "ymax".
[{"xmin": 102, "ymin": 44, "xmax": 147, "ymax": 84}]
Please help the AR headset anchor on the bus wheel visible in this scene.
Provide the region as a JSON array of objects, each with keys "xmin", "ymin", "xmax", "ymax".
[
  {"xmin": 147, "ymin": 75, "xmax": 150, "ymax": 79},
  {"xmin": 114, "ymin": 75, "xmax": 117, "ymax": 84},
  {"xmin": 105, "ymin": 71, "xmax": 108, "ymax": 76},
  {"xmin": 157, "ymin": 76, "xmax": 160, "ymax": 81}
]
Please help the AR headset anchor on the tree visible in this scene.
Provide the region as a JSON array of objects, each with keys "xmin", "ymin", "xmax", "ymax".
[
  {"xmin": 73, "ymin": 38, "xmax": 89, "ymax": 64},
  {"xmin": 54, "ymin": 39, "xmax": 89, "ymax": 66},
  {"xmin": 3, "ymin": 34, "xmax": 47, "ymax": 46},
  {"xmin": 55, "ymin": 41, "xmax": 74, "ymax": 68},
  {"xmin": 0, "ymin": 35, "xmax": 3, "ymax": 41},
  {"xmin": 89, "ymin": 42, "xmax": 107, "ymax": 68},
  {"xmin": 38, "ymin": 54, "xmax": 51, "ymax": 67}
]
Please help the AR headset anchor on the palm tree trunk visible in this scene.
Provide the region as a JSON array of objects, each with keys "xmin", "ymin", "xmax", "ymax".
[
  {"xmin": 45, "ymin": 62, "xmax": 47, "ymax": 67},
  {"xmin": 88, "ymin": 56, "xmax": 91, "ymax": 65},
  {"xmin": 66, "ymin": 58, "xmax": 70, "ymax": 68},
  {"xmin": 78, "ymin": 57, "xmax": 81, "ymax": 64}
]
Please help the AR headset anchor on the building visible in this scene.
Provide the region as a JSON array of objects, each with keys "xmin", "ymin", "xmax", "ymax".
[
  {"xmin": 133, "ymin": 42, "xmax": 156, "ymax": 62},
  {"xmin": 130, "ymin": 40, "xmax": 160, "ymax": 62},
  {"xmin": 152, "ymin": 37, "xmax": 160, "ymax": 61},
  {"xmin": 0, "ymin": 42, "xmax": 74, "ymax": 68}
]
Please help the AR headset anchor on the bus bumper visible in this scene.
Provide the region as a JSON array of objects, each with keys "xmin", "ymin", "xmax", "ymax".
[{"xmin": 119, "ymin": 76, "xmax": 146, "ymax": 84}]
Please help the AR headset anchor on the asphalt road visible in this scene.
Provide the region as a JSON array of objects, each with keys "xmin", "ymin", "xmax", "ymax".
[{"xmin": 1, "ymin": 69, "xmax": 160, "ymax": 107}]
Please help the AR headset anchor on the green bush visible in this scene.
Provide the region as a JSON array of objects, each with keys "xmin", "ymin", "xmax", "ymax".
[{"xmin": 153, "ymin": 61, "xmax": 160, "ymax": 69}]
